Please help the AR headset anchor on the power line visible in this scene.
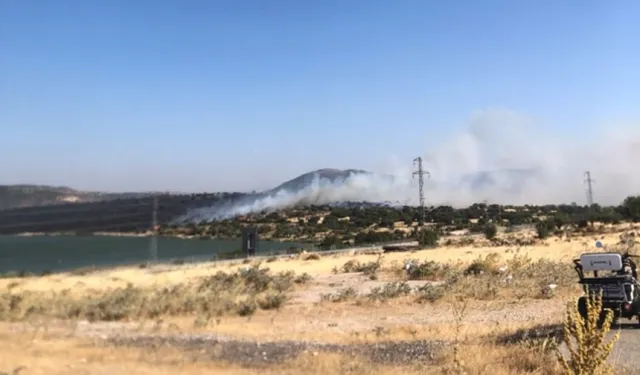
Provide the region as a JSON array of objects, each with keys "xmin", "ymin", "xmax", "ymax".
[
  {"xmin": 412, "ymin": 157, "xmax": 430, "ymax": 226},
  {"xmin": 584, "ymin": 171, "xmax": 595, "ymax": 206}
]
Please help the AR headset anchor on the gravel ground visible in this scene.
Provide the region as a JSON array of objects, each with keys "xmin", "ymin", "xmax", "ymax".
[
  {"xmin": 90, "ymin": 315, "xmax": 640, "ymax": 372},
  {"xmin": 586, "ymin": 322, "xmax": 640, "ymax": 373},
  {"xmin": 106, "ymin": 334, "xmax": 449, "ymax": 367},
  {"xmin": 10, "ymin": 305, "xmax": 640, "ymax": 372},
  {"xmin": 63, "ymin": 319, "xmax": 449, "ymax": 367}
]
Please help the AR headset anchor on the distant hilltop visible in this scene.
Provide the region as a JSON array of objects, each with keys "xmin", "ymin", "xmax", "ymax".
[{"xmin": 267, "ymin": 168, "xmax": 371, "ymax": 194}]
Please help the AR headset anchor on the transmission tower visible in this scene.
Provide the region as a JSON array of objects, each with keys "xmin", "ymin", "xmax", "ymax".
[
  {"xmin": 149, "ymin": 195, "xmax": 159, "ymax": 263},
  {"xmin": 584, "ymin": 171, "xmax": 595, "ymax": 206},
  {"xmin": 412, "ymin": 157, "xmax": 430, "ymax": 226}
]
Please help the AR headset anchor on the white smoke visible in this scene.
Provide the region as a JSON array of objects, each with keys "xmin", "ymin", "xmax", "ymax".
[
  {"xmin": 177, "ymin": 170, "xmax": 416, "ymax": 223},
  {"xmin": 180, "ymin": 108, "xmax": 640, "ymax": 222}
]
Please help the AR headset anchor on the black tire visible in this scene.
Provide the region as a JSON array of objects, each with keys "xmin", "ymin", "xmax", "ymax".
[
  {"xmin": 577, "ymin": 296, "xmax": 609, "ymax": 327},
  {"xmin": 578, "ymin": 296, "xmax": 588, "ymax": 320},
  {"xmin": 608, "ymin": 309, "xmax": 621, "ymax": 327}
]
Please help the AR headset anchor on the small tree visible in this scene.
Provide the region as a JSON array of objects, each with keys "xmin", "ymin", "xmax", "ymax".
[
  {"xmin": 622, "ymin": 195, "xmax": 640, "ymax": 222},
  {"xmin": 536, "ymin": 220, "xmax": 551, "ymax": 239},
  {"xmin": 483, "ymin": 223, "xmax": 497, "ymax": 240},
  {"xmin": 417, "ymin": 228, "xmax": 440, "ymax": 247}
]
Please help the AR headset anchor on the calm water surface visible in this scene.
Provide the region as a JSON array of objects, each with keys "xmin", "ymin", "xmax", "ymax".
[{"xmin": 0, "ymin": 235, "xmax": 302, "ymax": 274}]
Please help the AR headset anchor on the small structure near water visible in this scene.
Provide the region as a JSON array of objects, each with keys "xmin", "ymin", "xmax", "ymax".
[{"xmin": 242, "ymin": 227, "xmax": 259, "ymax": 257}]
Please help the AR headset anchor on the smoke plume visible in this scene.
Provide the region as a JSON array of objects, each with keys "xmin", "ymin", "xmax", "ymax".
[{"xmin": 179, "ymin": 108, "xmax": 640, "ymax": 222}]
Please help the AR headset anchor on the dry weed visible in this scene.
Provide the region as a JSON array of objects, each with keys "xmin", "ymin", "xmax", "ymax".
[{"xmin": 556, "ymin": 292, "xmax": 619, "ymax": 375}]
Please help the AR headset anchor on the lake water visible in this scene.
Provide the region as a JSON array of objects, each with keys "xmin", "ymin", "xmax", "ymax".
[{"xmin": 0, "ymin": 235, "xmax": 303, "ymax": 274}]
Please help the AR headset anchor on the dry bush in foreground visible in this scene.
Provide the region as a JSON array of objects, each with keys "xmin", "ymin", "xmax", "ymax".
[
  {"xmin": 0, "ymin": 265, "xmax": 311, "ymax": 322},
  {"xmin": 556, "ymin": 292, "xmax": 620, "ymax": 375}
]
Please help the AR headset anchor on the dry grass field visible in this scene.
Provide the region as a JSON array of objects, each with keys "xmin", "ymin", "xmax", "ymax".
[{"xmin": 0, "ymin": 224, "xmax": 638, "ymax": 375}]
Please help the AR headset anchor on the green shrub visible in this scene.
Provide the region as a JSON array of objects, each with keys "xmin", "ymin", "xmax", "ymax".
[
  {"xmin": 417, "ymin": 228, "xmax": 440, "ymax": 247},
  {"xmin": 483, "ymin": 223, "xmax": 498, "ymax": 240}
]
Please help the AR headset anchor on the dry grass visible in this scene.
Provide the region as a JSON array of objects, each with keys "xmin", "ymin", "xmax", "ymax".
[
  {"xmin": 0, "ymin": 265, "xmax": 311, "ymax": 321},
  {"xmin": 128, "ymin": 304, "xmax": 562, "ymax": 344},
  {"xmin": 0, "ymin": 322, "xmax": 565, "ymax": 375},
  {"xmin": 0, "ymin": 226, "xmax": 635, "ymax": 374},
  {"xmin": 322, "ymin": 251, "xmax": 579, "ymax": 304}
]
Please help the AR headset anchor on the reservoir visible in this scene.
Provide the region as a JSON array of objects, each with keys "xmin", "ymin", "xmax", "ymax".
[{"xmin": 0, "ymin": 235, "xmax": 302, "ymax": 274}]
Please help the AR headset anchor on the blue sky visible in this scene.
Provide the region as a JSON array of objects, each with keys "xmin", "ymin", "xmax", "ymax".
[{"xmin": 1, "ymin": 0, "xmax": 639, "ymax": 193}]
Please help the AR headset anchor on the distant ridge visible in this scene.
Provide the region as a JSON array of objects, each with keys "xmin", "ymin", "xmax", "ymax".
[
  {"xmin": 0, "ymin": 167, "xmax": 540, "ymax": 212},
  {"xmin": 0, "ymin": 184, "xmax": 154, "ymax": 210}
]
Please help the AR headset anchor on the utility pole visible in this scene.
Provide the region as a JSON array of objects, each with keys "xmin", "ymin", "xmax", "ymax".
[
  {"xmin": 149, "ymin": 195, "xmax": 159, "ymax": 263},
  {"xmin": 412, "ymin": 157, "xmax": 430, "ymax": 226},
  {"xmin": 584, "ymin": 171, "xmax": 595, "ymax": 206}
]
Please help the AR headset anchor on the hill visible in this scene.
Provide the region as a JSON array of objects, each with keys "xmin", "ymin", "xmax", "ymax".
[
  {"xmin": 0, "ymin": 169, "xmax": 367, "ymax": 212},
  {"xmin": 2, "ymin": 169, "xmax": 639, "ymax": 241},
  {"xmin": 176, "ymin": 168, "xmax": 394, "ymax": 222},
  {"xmin": 267, "ymin": 168, "xmax": 371, "ymax": 194},
  {"xmin": 0, "ymin": 167, "xmax": 539, "ymax": 213},
  {"xmin": 0, "ymin": 185, "xmax": 156, "ymax": 210}
]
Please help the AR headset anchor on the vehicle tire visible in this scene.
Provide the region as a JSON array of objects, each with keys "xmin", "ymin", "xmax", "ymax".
[
  {"xmin": 608, "ymin": 309, "xmax": 621, "ymax": 328},
  {"xmin": 577, "ymin": 296, "xmax": 609, "ymax": 327},
  {"xmin": 577, "ymin": 296, "xmax": 588, "ymax": 321}
]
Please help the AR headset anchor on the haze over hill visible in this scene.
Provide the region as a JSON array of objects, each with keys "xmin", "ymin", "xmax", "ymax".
[
  {"xmin": 6, "ymin": 107, "xmax": 639, "ymax": 221},
  {"xmin": 174, "ymin": 166, "xmax": 545, "ymax": 223},
  {"xmin": 178, "ymin": 109, "xmax": 640, "ymax": 222},
  {"xmin": 4, "ymin": 109, "xmax": 640, "ymax": 223}
]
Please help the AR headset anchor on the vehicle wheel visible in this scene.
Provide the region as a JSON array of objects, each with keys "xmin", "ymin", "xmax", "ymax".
[
  {"xmin": 609, "ymin": 310, "xmax": 621, "ymax": 328},
  {"xmin": 597, "ymin": 310, "xmax": 610, "ymax": 329},
  {"xmin": 577, "ymin": 296, "xmax": 588, "ymax": 321}
]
